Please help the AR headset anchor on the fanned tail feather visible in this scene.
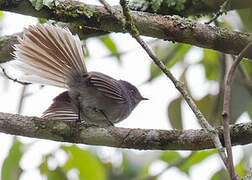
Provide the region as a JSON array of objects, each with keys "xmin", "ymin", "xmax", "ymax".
[{"xmin": 14, "ymin": 24, "xmax": 87, "ymax": 88}]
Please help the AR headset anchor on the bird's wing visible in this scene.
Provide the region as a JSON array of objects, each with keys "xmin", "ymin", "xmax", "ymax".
[{"xmin": 42, "ymin": 91, "xmax": 78, "ymax": 121}]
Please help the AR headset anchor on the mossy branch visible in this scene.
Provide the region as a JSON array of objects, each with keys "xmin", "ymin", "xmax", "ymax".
[
  {"xmin": 0, "ymin": 0, "xmax": 251, "ymax": 62},
  {"xmin": 1, "ymin": 112, "xmax": 252, "ymax": 150},
  {"xmin": 129, "ymin": 0, "xmax": 252, "ymax": 16}
]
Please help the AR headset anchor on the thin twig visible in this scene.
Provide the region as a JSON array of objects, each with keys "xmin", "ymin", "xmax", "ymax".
[
  {"xmin": 0, "ymin": 66, "xmax": 31, "ymax": 85},
  {"xmin": 99, "ymin": 0, "xmax": 228, "ymax": 167},
  {"xmin": 222, "ymin": 42, "xmax": 252, "ymax": 180},
  {"xmin": 17, "ymin": 86, "xmax": 27, "ymax": 114},
  {"xmin": 205, "ymin": 0, "xmax": 230, "ymax": 24},
  {"xmin": 99, "ymin": 0, "xmax": 122, "ymax": 21},
  {"xmin": 205, "ymin": 11, "xmax": 223, "ymax": 25}
]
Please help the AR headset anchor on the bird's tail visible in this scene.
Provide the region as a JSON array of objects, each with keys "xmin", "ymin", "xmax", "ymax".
[{"xmin": 14, "ymin": 24, "xmax": 87, "ymax": 88}]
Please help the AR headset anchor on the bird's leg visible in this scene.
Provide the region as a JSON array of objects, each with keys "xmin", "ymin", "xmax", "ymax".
[
  {"xmin": 76, "ymin": 104, "xmax": 81, "ymax": 123},
  {"xmin": 76, "ymin": 95, "xmax": 81, "ymax": 123},
  {"xmin": 100, "ymin": 109, "xmax": 114, "ymax": 126}
]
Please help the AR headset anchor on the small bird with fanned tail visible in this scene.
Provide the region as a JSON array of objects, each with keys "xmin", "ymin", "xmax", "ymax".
[{"xmin": 14, "ymin": 24, "xmax": 147, "ymax": 126}]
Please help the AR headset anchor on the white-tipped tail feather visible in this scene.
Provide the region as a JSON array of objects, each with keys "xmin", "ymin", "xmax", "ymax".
[{"xmin": 14, "ymin": 24, "xmax": 87, "ymax": 88}]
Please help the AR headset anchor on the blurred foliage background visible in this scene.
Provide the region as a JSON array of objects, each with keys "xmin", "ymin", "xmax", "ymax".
[{"xmin": 0, "ymin": 0, "xmax": 252, "ymax": 180}]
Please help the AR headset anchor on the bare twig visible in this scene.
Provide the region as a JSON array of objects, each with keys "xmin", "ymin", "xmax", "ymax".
[
  {"xmin": 99, "ymin": 0, "xmax": 228, "ymax": 167},
  {"xmin": 17, "ymin": 86, "xmax": 27, "ymax": 114},
  {"xmin": 205, "ymin": 11, "xmax": 223, "ymax": 25},
  {"xmin": 0, "ymin": 66, "xmax": 31, "ymax": 85},
  {"xmin": 1, "ymin": 1, "xmax": 252, "ymax": 60},
  {"xmin": 205, "ymin": 0, "xmax": 230, "ymax": 24},
  {"xmin": 222, "ymin": 42, "xmax": 252, "ymax": 180},
  {"xmin": 98, "ymin": 0, "xmax": 122, "ymax": 22}
]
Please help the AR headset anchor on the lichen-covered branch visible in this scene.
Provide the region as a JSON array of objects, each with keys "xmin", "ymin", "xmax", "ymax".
[
  {"xmin": 0, "ymin": 33, "xmax": 20, "ymax": 63},
  {"xmin": 118, "ymin": 0, "xmax": 227, "ymax": 166},
  {"xmin": 129, "ymin": 0, "xmax": 252, "ymax": 16},
  {"xmin": 0, "ymin": 0, "xmax": 251, "ymax": 60},
  {"xmin": 0, "ymin": 112, "xmax": 252, "ymax": 150}
]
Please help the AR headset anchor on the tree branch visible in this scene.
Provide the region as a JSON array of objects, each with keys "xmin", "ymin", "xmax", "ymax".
[
  {"xmin": 0, "ymin": 33, "xmax": 20, "ymax": 63},
  {"xmin": 222, "ymin": 42, "xmax": 252, "ymax": 180},
  {"xmin": 129, "ymin": 0, "xmax": 252, "ymax": 16},
  {"xmin": 0, "ymin": 0, "xmax": 251, "ymax": 61},
  {"xmin": 116, "ymin": 0, "xmax": 228, "ymax": 166},
  {"xmin": 0, "ymin": 112, "xmax": 252, "ymax": 150},
  {"xmin": 0, "ymin": 65, "xmax": 31, "ymax": 85}
]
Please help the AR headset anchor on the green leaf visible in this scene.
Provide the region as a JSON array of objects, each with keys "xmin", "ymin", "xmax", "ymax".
[
  {"xmin": 211, "ymin": 168, "xmax": 229, "ymax": 180},
  {"xmin": 62, "ymin": 145, "xmax": 106, "ymax": 180},
  {"xmin": 135, "ymin": 162, "xmax": 152, "ymax": 179},
  {"xmin": 164, "ymin": 0, "xmax": 186, "ymax": 11},
  {"xmin": 29, "ymin": 0, "xmax": 54, "ymax": 10},
  {"xmin": 39, "ymin": 154, "xmax": 50, "ymax": 175},
  {"xmin": 47, "ymin": 167, "xmax": 67, "ymax": 180},
  {"xmin": 200, "ymin": 49, "xmax": 219, "ymax": 81},
  {"xmin": 39, "ymin": 153, "xmax": 67, "ymax": 180},
  {"xmin": 168, "ymin": 97, "xmax": 183, "ymax": 129},
  {"xmin": 151, "ymin": 0, "xmax": 163, "ymax": 12},
  {"xmin": 195, "ymin": 95, "xmax": 213, "ymax": 117},
  {"xmin": 149, "ymin": 43, "xmax": 191, "ymax": 81},
  {"xmin": 120, "ymin": 152, "xmax": 144, "ymax": 178},
  {"xmin": 166, "ymin": 44, "xmax": 191, "ymax": 68},
  {"xmin": 230, "ymin": 72, "xmax": 251, "ymax": 124},
  {"xmin": 238, "ymin": 9, "xmax": 252, "ymax": 32},
  {"xmin": 1, "ymin": 139, "xmax": 23, "ymax": 180},
  {"xmin": 99, "ymin": 35, "xmax": 121, "ymax": 63},
  {"xmin": 195, "ymin": 94, "xmax": 222, "ymax": 126},
  {"xmin": 241, "ymin": 60, "xmax": 252, "ymax": 77},
  {"xmin": 38, "ymin": 18, "xmax": 47, "ymax": 24},
  {"xmin": 235, "ymin": 159, "xmax": 248, "ymax": 178},
  {"xmin": 178, "ymin": 150, "xmax": 216, "ymax": 174},
  {"xmin": 248, "ymin": 100, "xmax": 252, "ymax": 120},
  {"xmin": 160, "ymin": 151, "xmax": 182, "ymax": 164}
]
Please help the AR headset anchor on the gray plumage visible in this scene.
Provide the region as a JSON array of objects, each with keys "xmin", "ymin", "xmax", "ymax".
[{"xmin": 14, "ymin": 24, "xmax": 147, "ymax": 126}]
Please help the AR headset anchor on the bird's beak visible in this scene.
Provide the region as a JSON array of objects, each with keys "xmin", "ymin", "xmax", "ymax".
[{"xmin": 141, "ymin": 97, "xmax": 149, "ymax": 100}]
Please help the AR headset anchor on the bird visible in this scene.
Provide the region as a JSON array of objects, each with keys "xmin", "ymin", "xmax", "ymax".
[{"xmin": 13, "ymin": 24, "xmax": 147, "ymax": 126}]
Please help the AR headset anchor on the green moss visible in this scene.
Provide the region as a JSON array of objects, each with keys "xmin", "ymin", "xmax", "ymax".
[
  {"xmin": 151, "ymin": 0, "xmax": 163, "ymax": 12},
  {"xmin": 54, "ymin": 1, "xmax": 94, "ymax": 19},
  {"xmin": 121, "ymin": 0, "xmax": 140, "ymax": 36},
  {"xmin": 52, "ymin": 122, "xmax": 71, "ymax": 137},
  {"xmin": 168, "ymin": 15, "xmax": 196, "ymax": 30},
  {"xmin": 130, "ymin": 0, "xmax": 186, "ymax": 12},
  {"xmin": 164, "ymin": 0, "xmax": 186, "ymax": 11},
  {"xmin": 129, "ymin": 0, "xmax": 150, "ymax": 11}
]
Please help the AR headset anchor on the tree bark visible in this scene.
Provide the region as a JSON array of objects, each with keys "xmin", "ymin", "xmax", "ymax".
[
  {"xmin": 0, "ymin": 112, "xmax": 252, "ymax": 150},
  {"xmin": 129, "ymin": 0, "xmax": 252, "ymax": 16},
  {"xmin": 0, "ymin": 0, "xmax": 251, "ymax": 62}
]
